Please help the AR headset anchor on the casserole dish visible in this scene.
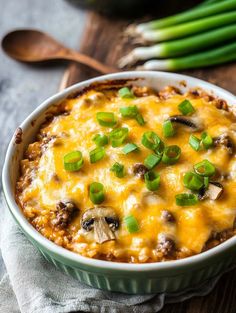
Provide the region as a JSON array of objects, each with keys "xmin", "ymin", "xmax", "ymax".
[{"xmin": 2, "ymin": 71, "xmax": 236, "ymax": 294}]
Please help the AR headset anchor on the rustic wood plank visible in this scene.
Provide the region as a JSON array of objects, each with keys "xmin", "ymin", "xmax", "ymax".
[{"xmin": 60, "ymin": 12, "xmax": 236, "ymax": 313}]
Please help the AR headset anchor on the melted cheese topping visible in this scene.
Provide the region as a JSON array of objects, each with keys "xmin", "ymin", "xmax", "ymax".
[{"xmin": 16, "ymin": 86, "xmax": 236, "ymax": 263}]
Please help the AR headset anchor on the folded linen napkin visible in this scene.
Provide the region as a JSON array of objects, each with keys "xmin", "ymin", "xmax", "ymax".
[{"xmin": 0, "ymin": 193, "xmax": 232, "ymax": 313}]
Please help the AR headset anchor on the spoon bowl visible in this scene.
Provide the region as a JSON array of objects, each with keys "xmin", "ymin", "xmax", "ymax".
[{"xmin": 2, "ymin": 29, "xmax": 117, "ymax": 74}]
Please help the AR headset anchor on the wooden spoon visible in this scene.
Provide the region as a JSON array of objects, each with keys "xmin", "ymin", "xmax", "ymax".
[{"xmin": 1, "ymin": 29, "xmax": 117, "ymax": 74}]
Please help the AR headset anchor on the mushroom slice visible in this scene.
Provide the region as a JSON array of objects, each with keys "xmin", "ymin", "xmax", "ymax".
[
  {"xmin": 81, "ymin": 207, "xmax": 119, "ymax": 244},
  {"xmin": 198, "ymin": 182, "xmax": 224, "ymax": 201},
  {"xmin": 168, "ymin": 115, "xmax": 203, "ymax": 131},
  {"xmin": 213, "ymin": 134, "xmax": 234, "ymax": 155}
]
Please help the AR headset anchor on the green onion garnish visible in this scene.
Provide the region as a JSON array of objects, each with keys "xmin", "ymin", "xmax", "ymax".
[
  {"xmin": 162, "ymin": 145, "xmax": 181, "ymax": 165},
  {"xmin": 201, "ymin": 132, "xmax": 213, "ymax": 149},
  {"xmin": 89, "ymin": 182, "xmax": 105, "ymax": 204},
  {"xmin": 142, "ymin": 131, "xmax": 164, "ymax": 153},
  {"xmin": 144, "ymin": 171, "xmax": 160, "ymax": 191},
  {"xmin": 175, "ymin": 193, "xmax": 198, "ymax": 206},
  {"xmin": 183, "ymin": 172, "xmax": 204, "ymax": 191},
  {"xmin": 189, "ymin": 134, "xmax": 201, "ymax": 151},
  {"xmin": 163, "ymin": 120, "xmax": 175, "ymax": 137},
  {"xmin": 194, "ymin": 159, "xmax": 216, "ymax": 177},
  {"xmin": 109, "ymin": 127, "xmax": 129, "ymax": 147},
  {"xmin": 89, "ymin": 147, "xmax": 105, "ymax": 163},
  {"xmin": 92, "ymin": 134, "xmax": 108, "ymax": 147},
  {"xmin": 110, "ymin": 162, "xmax": 125, "ymax": 178},
  {"xmin": 144, "ymin": 154, "xmax": 161, "ymax": 169},
  {"xmin": 118, "ymin": 87, "xmax": 135, "ymax": 99},
  {"xmin": 120, "ymin": 105, "xmax": 145, "ymax": 126},
  {"xmin": 178, "ymin": 100, "xmax": 195, "ymax": 115},
  {"xmin": 63, "ymin": 151, "xmax": 83, "ymax": 172},
  {"xmin": 204, "ymin": 176, "xmax": 209, "ymax": 188},
  {"xmin": 120, "ymin": 105, "xmax": 138, "ymax": 117},
  {"xmin": 135, "ymin": 113, "xmax": 145, "ymax": 126},
  {"xmin": 122, "ymin": 143, "xmax": 139, "ymax": 154},
  {"xmin": 124, "ymin": 215, "xmax": 139, "ymax": 233},
  {"xmin": 96, "ymin": 112, "xmax": 117, "ymax": 127}
]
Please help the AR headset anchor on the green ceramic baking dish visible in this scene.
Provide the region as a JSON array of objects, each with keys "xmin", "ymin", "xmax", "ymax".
[{"xmin": 2, "ymin": 71, "xmax": 236, "ymax": 294}]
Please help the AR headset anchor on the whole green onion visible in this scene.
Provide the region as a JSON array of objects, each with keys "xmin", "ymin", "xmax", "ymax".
[
  {"xmin": 96, "ymin": 112, "xmax": 117, "ymax": 127},
  {"xmin": 110, "ymin": 162, "xmax": 125, "ymax": 178},
  {"xmin": 144, "ymin": 171, "xmax": 161, "ymax": 191},
  {"xmin": 142, "ymin": 131, "xmax": 164, "ymax": 152},
  {"xmin": 175, "ymin": 193, "xmax": 198, "ymax": 206},
  {"xmin": 144, "ymin": 154, "xmax": 162, "ymax": 169},
  {"xmin": 189, "ymin": 135, "xmax": 201, "ymax": 151},
  {"xmin": 194, "ymin": 159, "xmax": 216, "ymax": 176},
  {"xmin": 134, "ymin": 0, "xmax": 236, "ymax": 32},
  {"xmin": 163, "ymin": 120, "xmax": 175, "ymax": 137},
  {"xmin": 92, "ymin": 134, "xmax": 108, "ymax": 147},
  {"xmin": 162, "ymin": 145, "xmax": 181, "ymax": 165},
  {"xmin": 201, "ymin": 132, "xmax": 213, "ymax": 149},
  {"xmin": 118, "ymin": 87, "xmax": 135, "ymax": 99},
  {"xmin": 89, "ymin": 182, "xmax": 105, "ymax": 204},
  {"xmin": 178, "ymin": 100, "xmax": 195, "ymax": 115},
  {"xmin": 124, "ymin": 215, "xmax": 139, "ymax": 233},
  {"xmin": 183, "ymin": 172, "xmax": 204, "ymax": 191},
  {"xmin": 90, "ymin": 147, "xmax": 105, "ymax": 163},
  {"xmin": 135, "ymin": 11, "xmax": 236, "ymax": 43},
  {"xmin": 63, "ymin": 151, "xmax": 83, "ymax": 172},
  {"xmin": 109, "ymin": 127, "xmax": 129, "ymax": 147},
  {"xmin": 122, "ymin": 143, "xmax": 139, "ymax": 154},
  {"xmin": 120, "ymin": 24, "xmax": 236, "ymax": 66},
  {"xmin": 138, "ymin": 42, "xmax": 236, "ymax": 71}
]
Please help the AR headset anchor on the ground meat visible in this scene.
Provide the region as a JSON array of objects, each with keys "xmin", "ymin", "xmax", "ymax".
[
  {"xmin": 14, "ymin": 127, "xmax": 23, "ymax": 144},
  {"xmin": 51, "ymin": 201, "xmax": 78, "ymax": 229},
  {"xmin": 161, "ymin": 210, "xmax": 175, "ymax": 223},
  {"xmin": 133, "ymin": 163, "xmax": 148, "ymax": 179},
  {"xmin": 132, "ymin": 86, "xmax": 155, "ymax": 97},
  {"xmin": 157, "ymin": 234, "xmax": 176, "ymax": 257},
  {"xmin": 214, "ymin": 99, "xmax": 229, "ymax": 111},
  {"xmin": 213, "ymin": 134, "xmax": 234, "ymax": 154},
  {"xmin": 159, "ymin": 86, "xmax": 181, "ymax": 100}
]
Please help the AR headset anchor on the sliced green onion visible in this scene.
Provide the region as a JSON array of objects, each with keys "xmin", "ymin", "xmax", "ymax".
[
  {"xmin": 63, "ymin": 151, "xmax": 83, "ymax": 172},
  {"xmin": 201, "ymin": 132, "xmax": 213, "ymax": 149},
  {"xmin": 109, "ymin": 127, "xmax": 129, "ymax": 147},
  {"xmin": 142, "ymin": 131, "xmax": 164, "ymax": 153},
  {"xmin": 144, "ymin": 154, "xmax": 161, "ymax": 169},
  {"xmin": 120, "ymin": 105, "xmax": 145, "ymax": 126},
  {"xmin": 163, "ymin": 120, "xmax": 175, "ymax": 137},
  {"xmin": 96, "ymin": 112, "xmax": 116, "ymax": 127},
  {"xmin": 162, "ymin": 145, "xmax": 181, "ymax": 165},
  {"xmin": 120, "ymin": 105, "xmax": 138, "ymax": 117},
  {"xmin": 194, "ymin": 159, "xmax": 216, "ymax": 177},
  {"xmin": 204, "ymin": 176, "xmax": 209, "ymax": 188},
  {"xmin": 144, "ymin": 171, "xmax": 160, "ymax": 191},
  {"xmin": 135, "ymin": 113, "xmax": 145, "ymax": 126},
  {"xmin": 122, "ymin": 143, "xmax": 139, "ymax": 154},
  {"xmin": 178, "ymin": 100, "xmax": 195, "ymax": 116},
  {"xmin": 89, "ymin": 182, "xmax": 105, "ymax": 204},
  {"xmin": 89, "ymin": 147, "xmax": 105, "ymax": 163},
  {"xmin": 175, "ymin": 193, "xmax": 198, "ymax": 206},
  {"xmin": 124, "ymin": 215, "xmax": 139, "ymax": 233},
  {"xmin": 110, "ymin": 162, "xmax": 125, "ymax": 178},
  {"xmin": 118, "ymin": 87, "xmax": 135, "ymax": 99},
  {"xmin": 92, "ymin": 134, "xmax": 108, "ymax": 147},
  {"xmin": 189, "ymin": 134, "xmax": 201, "ymax": 151},
  {"xmin": 183, "ymin": 172, "xmax": 204, "ymax": 191}
]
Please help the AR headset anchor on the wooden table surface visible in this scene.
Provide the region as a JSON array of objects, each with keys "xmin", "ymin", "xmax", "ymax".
[{"xmin": 1, "ymin": 2, "xmax": 236, "ymax": 312}]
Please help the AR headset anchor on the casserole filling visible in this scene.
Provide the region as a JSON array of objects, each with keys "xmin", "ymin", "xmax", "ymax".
[{"xmin": 16, "ymin": 84, "xmax": 236, "ymax": 263}]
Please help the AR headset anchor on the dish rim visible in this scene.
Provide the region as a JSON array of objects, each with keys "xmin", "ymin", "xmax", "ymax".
[{"xmin": 2, "ymin": 70, "xmax": 236, "ymax": 272}]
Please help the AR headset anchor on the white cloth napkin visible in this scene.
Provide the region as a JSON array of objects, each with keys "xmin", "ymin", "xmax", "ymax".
[{"xmin": 0, "ymin": 193, "xmax": 232, "ymax": 313}]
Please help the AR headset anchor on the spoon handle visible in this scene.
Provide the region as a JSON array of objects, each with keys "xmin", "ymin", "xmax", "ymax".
[{"xmin": 63, "ymin": 49, "xmax": 118, "ymax": 74}]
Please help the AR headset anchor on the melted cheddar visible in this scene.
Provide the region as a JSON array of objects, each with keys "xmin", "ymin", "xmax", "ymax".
[{"xmin": 16, "ymin": 85, "xmax": 236, "ymax": 263}]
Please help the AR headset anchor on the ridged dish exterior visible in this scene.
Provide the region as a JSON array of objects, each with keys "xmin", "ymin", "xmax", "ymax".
[{"xmin": 3, "ymin": 72, "xmax": 236, "ymax": 294}]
